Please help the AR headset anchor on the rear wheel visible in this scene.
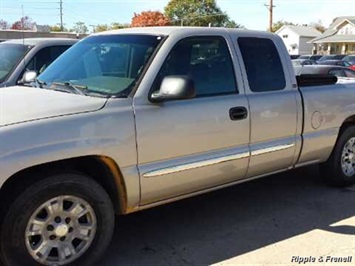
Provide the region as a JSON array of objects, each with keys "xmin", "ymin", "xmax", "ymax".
[
  {"xmin": 0, "ymin": 173, "xmax": 114, "ymax": 266},
  {"xmin": 321, "ymin": 126, "xmax": 355, "ymax": 187}
]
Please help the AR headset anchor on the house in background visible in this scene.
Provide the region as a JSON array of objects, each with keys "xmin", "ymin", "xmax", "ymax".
[
  {"xmin": 311, "ymin": 16, "xmax": 355, "ymax": 55},
  {"xmin": 275, "ymin": 25, "xmax": 321, "ymax": 55},
  {"xmin": 33, "ymin": 24, "xmax": 51, "ymax": 33}
]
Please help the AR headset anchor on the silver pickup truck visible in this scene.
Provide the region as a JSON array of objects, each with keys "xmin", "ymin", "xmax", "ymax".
[{"xmin": 0, "ymin": 27, "xmax": 354, "ymax": 266}]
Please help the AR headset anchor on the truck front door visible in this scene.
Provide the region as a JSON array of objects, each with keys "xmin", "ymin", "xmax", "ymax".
[{"xmin": 134, "ymin": 33, "xmax": 250, "ymax": 205}]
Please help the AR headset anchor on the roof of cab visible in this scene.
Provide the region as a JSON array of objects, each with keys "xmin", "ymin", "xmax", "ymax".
[
  {"xmin": 95, "ymin": 26, "xmax": 183, "ymax": 36},
  {"xmin": 2, "ymin": 38, "xmax": 78, "ymax": 46},
  {"xmin": 93, "ymin": 26, "xmax": 275, "ymax": 39}
]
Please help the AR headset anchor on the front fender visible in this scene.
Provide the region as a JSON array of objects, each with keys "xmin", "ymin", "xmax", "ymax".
[{"xmin": 0, "ymin": 99, "xmax": 140, "ymax": 210}]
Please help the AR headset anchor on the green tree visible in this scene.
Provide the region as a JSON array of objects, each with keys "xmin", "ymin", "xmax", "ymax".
[
  {"xmin": 50, "ymin": 25, "xmax": 68, "ymax": 32},
  {"xmin": 223, "ymin": 19, "xmax": 245, "ymax": 29},
  {"xmin": 95, "ymin": 24, "xmax": 110, "ymax": 32},
  {"xmin": 271, "ymin": 20, "xmax": 295, "ymax": 33},
  {"xmin": 110, "ymin": 22, "xmax": 130, "ymax": 30},
  {"xmin": 71, "ymin": 21, "xmax": 88, "ymax": 34},
  {"xmin": 164, "ymin": 0, "xmax": 239, "ymax": 27}
]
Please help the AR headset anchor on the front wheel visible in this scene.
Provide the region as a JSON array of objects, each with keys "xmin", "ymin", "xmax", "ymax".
[
  {"xmin": 321, "ymin": 125, "xmax": 355, "ymax": 187},
  {"xmin": 0, "ymin": 173, "xmax": 114, "ymax": 266}
]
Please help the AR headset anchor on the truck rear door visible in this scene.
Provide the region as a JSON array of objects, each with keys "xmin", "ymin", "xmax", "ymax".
[{"xmin": 231, "ymin": 34, "xmax": 303, "ymax": 177}]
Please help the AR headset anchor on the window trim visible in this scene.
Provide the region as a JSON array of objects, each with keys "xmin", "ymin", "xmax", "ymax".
[
  {"xmin": 128, "ymin": 35, "xmax": 167, "ymax": 98},
  {"xmin": 148, "ymin": 35, "xmax": 239, "ymax": 102}
]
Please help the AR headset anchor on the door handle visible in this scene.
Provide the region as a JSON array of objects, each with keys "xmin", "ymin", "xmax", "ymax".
[{"xmin": 229, "ymin": 107, "xmax": 248, "ymax": 121}]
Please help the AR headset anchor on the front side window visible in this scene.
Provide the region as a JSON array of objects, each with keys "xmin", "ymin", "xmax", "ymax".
[
  {"xmin": 152, "ymin": 36, "xmax": 238, "ymax": 97},
  {"xmin": 238, "ymin": 37, "xmax": 286, "ymax": 92},
  {"xmin": 39, "ymin": 35, "xmax": 162, "ymax": 97},
  {"xmin": 0, "ymin": 43, "xmax": 32, "ymax": 82}
]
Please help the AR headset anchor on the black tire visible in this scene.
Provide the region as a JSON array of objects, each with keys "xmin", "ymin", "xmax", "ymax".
[
  {"xmin": 0, "ymin": 173, "xmax": 115, "ymax": 266},
  {"xmin": 321, "ymin": 125, "xmax": 355, "ymax": 187}
]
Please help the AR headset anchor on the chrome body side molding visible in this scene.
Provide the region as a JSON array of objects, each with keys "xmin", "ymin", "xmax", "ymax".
[{"xmin": 143, "ymin": 151, "xmax": 250, "ymax": 178}]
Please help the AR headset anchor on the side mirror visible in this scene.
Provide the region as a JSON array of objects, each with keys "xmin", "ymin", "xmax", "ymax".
[
  {"xmin": 150, "ymin": 75, "xmax": 196, "ymax": 103},
  {"xmin": 18, "ymin": 71, "xmax": 37, "ymax": 85}
]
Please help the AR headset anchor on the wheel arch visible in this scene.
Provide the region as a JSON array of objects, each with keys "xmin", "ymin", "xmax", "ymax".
[
  {"xmin": 327, "ymin": 115, "xmax": 355, "ymax": 158},
  {"xmin": 321, "ymin": 115, "xmax": 355, "ymax": 165},
  {"xmin": 340, "ymin": 115, "xmax": 355, "ymax": 133},
  {"xmin": 0, "ymin": 155, "xmax": 128, "ymax": 216}
]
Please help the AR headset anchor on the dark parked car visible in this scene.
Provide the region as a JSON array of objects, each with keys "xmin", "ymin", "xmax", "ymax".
[
  {"xmin": 298, "ymin": 54, "xmax": 323, "ymax": 61},
  {"xmin": 318, "ymin": 54, "xmax": 346, "ymax": 61},
  {"xmin": 290, "ymin": 54, "xmax": 300, "ymax": 59},
  {"xmin": 294, "ymin": 65, "xmax": 355, "ymax": 78},
  {"xmin": 0, "ymin": 38, "xmax": 77, "ymax": 87},
  {"xmin": 292, "ymin": 59, "xmax": 317, "ymax": 66}
]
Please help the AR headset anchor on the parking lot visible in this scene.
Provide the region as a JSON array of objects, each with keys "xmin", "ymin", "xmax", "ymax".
[{"xmin": 103, "ymin": 166, "xmax": 355, "ymax": 266}]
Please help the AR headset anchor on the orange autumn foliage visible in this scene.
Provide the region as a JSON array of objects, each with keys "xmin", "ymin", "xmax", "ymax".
[{"xmin": 131, "ymin": 11, "xmax": 170, "ymax": 27}]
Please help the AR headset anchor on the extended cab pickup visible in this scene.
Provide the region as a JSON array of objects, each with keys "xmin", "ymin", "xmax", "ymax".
[{"xmin": 0, "ymin": 27, "xmax": 354, "ymax": 266}]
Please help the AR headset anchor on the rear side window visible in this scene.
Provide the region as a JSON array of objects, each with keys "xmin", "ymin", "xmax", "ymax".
[{"xmin": 238, "ymin": 37, "xmax": 286, "ymax": 92}]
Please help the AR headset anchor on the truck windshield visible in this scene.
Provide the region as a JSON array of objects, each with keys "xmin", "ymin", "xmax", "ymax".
[
  {"xmin": 0, "ymin": 43, "xmax": 32, "ymax": 83},
  {"xmin": 38, "ymin": 34, "xmax": 163, "ymax": 97}
]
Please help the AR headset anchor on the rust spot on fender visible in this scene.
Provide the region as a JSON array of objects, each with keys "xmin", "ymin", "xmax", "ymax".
[{"xmin": 98, "ymin": 156, "xmax": 129, "ymax": 214}]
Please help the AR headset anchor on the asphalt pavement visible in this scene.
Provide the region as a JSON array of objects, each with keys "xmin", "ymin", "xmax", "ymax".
[{"xmin": 102, "ymin": 166, "xmax": 355, "ymax": 266}]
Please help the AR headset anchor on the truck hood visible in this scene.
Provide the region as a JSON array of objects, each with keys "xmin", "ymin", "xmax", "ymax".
[{"xmin": 0, "ymin": 86, "xmax": 108, "ymax": 127}]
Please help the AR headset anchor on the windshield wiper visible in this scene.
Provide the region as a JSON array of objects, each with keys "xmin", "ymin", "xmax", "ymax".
[
  {"xmin": 51, "ymin": 81, "xmax": 88, "ymax": 95},
  {"xmin": 35, "ymin": 78, "xmax": 47, "ymax": 88},
  {"xmin": 49, "ymin": 81, "xmax": 111, "ymax": 98}
]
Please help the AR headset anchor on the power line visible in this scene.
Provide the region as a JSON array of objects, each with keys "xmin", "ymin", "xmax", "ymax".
[{"xmin": 1, "ymin": 6, "xmax": 58, "ymax": 9}]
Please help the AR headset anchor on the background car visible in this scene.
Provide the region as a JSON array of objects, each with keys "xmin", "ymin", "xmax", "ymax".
[
  {"xmin": 0, "ymin": 38, "xmax": 77, "ymax": 87},
  {"xmin": 290, "ymin": 54, "xmax": 300, "ymax": 59},
  {"xmin": 317, "ymin": 59, "xmax": 355, "ymax": 70},
  {"xmin": 294, "ymin": 65, "xmax": 355, "ymax": 79}
]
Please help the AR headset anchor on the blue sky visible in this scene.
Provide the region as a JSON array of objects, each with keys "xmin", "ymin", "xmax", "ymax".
[{"xmin": 0, "ymin": 0, "xmax": 354, "ymax": 31}]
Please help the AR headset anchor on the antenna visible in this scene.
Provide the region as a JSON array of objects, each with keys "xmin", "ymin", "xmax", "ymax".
[
  {"xmin": 21, "ymin": 4, "xmax": 27, "ymax": 70},
  {"xmin": 21, "ymin": 4, "xmax": 25, "ymax": 43}
]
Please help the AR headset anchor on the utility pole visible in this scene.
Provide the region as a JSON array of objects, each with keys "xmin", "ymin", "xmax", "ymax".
[
  {"xmin": 264, "ymin": 0, "xmax": 275, "ymax": 32},
  {"xmin": 59, "ymin": 0, "xmax": 64, "ymax": 31}
]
